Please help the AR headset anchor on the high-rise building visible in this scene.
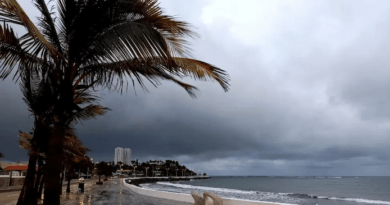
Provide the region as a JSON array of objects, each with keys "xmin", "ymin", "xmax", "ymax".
[{"xmin": 114, "ymin": 147, "xmax": 132, "ymax": 165}]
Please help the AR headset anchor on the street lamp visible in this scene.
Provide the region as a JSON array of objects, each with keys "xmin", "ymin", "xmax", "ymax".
[
  {"xmin": 166, "ymin": 168, "xmax": 169, "ymax": 177},
  {"xmin": 182, "ymin": 169, "xmax": 186, "ymax": 177},
  {"xmin": 133, "ymin": 166, "xmax": 137, "ymax": 178},
  {"xmin": 145, "ymin": 167, "xmax": 149, "ymax": 177}
]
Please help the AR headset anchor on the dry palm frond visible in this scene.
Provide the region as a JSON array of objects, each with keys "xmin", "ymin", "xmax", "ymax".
[
  {"xmin": 62, "ymin": 130, "xmax": 89, "ymax": 163},
  {"xmin": 18, "ymin": 131, "xmax": 32, "ymax": 151}
]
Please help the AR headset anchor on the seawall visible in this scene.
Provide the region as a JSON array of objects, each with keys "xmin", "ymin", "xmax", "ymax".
[{"xmin": 0, "ymin": 176, "xmax": 25, "ymax": 188}]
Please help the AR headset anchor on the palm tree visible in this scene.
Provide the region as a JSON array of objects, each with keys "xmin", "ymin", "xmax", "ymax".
[
  {"xmin": 0, "ymin": 0, "xmax": 229, "ymax": 204},
  {"xmin": 16, "ymin": 67, "xmax": 105, "ymax": 205},
  {"xmin": 18, "ymin": 130, "xmax": 92, "ymax": 203}
]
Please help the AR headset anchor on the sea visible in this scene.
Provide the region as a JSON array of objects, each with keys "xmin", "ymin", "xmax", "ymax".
[{"xmin": 140, "ymin": 176, "xmax": 390, "ymax": 205}]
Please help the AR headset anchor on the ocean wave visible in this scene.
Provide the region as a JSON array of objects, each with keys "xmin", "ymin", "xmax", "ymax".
[
  {"xmin": 156, "ymin": 182, "xmax": 258, "ymax": 194},
  {"xmin": 152, "ymin": 182, "xmax": 301, "ymax": 204},
  {"xmin": 317, "ymin": 196, "xmax": 390, "ymax": 204},
  {"xmin": 148, "ymin": 182, "xmax": 390, "ymax": 205}
]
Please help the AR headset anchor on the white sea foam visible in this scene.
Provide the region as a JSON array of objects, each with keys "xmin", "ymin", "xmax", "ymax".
[
  {"xmin": 317, "ymin": 196, "xmax": 390, "ymax": 204},
  {"xmin": 156, "ymin": 182, "xmax": 257, "ymax": 194},
  {"xmin": 148, "ymin": 181, "xmax": 390, "ymax": 205},
  {"xmin": 151, "ymin": 182, "xmax": 301, "ymax": 204}
]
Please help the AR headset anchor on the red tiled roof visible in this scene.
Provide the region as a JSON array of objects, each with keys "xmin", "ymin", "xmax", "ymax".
[{"xmin": 4, "ymin": 165, "xmax": 37, "ymax": 171}]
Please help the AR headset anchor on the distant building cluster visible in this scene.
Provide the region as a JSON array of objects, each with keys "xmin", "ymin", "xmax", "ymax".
[{"xmin": 114, "ymin": 147, "xmax": 131, "ymax": 165}]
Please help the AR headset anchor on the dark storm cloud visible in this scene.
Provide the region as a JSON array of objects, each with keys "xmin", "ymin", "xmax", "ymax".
[{"xmin": 2, "ymin": 0, "xmax": 390, "ymax": 176}]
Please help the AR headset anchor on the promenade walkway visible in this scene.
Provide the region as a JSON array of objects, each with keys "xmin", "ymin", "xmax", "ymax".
[{"xmin": 0, "ymin": 178, "xmax": 191, "ymax": 205}]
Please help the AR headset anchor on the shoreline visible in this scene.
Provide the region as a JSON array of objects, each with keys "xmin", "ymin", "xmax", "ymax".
[{"xmin": 122, "ymin": 178, "xmax": 296, "ymax": 205}]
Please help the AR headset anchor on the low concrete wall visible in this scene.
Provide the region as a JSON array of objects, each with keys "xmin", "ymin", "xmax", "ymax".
[
  {"xmin": 122, "ymin": 179, "xmax": 294, "ymax": 205},
  {"xmin": 0, "ymin": 176, "xmax": 25, "ymax": 188}
]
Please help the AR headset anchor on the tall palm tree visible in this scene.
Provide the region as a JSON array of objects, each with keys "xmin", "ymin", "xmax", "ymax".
[
  {"xmin": 0, "ymin": 0, "xmax": 229, "ymax": 204},
  {"xmin": 17, "ymin": 67, "xmax": 106, "ymax": 205}
]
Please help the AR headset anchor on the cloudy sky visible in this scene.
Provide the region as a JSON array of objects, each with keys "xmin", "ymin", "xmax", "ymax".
[{"xmin": 1, "ymin": 0, "xmax": 390, "ymax": 176}]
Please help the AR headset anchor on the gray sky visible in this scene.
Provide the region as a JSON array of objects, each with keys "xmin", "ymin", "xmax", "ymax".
[{"xmin": 1, "ymin": 0, "xmax": 390, "ymax": 176}]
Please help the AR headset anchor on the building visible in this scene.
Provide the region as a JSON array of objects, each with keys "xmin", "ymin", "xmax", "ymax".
[
  {"xmin": 114, "ymin": 147, "xmax": 132, "ymax": 165},
  {"xmin": 3, "ymin": 165, "xmax": 38, "ymax": 176}
]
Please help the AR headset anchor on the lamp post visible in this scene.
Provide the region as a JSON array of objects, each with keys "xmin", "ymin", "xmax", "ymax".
[
  {"xmin": 166, "ymin": 168, "xmax": 169, "ymax": 177},
  {"xmin": 145, "ymin": 167, "xmax": 149, "ymax": 177},
  {"xmin": 133, "ymin": 166, "xmax": 137, "ymax": 178},
  {"xmin": 182, "ymin": 169, "xmax": 186, "ymax": 177},
  {"xmin": 176, "ymin": 169, "xmax": 178, "ymax": 177}
]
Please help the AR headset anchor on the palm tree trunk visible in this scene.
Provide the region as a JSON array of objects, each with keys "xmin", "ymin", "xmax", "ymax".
[
  {"xmin": 66, "ymin": 172, "xmax": 71, "ymax": 193},
  {"xmin": 37, "ymin": 174, "xmax": 44, "ymax": 200},
  {"xmin": 43, "ymin": 153, "xmax": 62, "ymax": 205},
  {"xmin": 43, "ymin": 128, "xmax": 64, "ymax": 205},
  {"xmin": 34, "ymin": 158, "xmax": 44, "ymax": 201},
  {"xmin": 59, "ymin": 165, "xmax": 65, "ymax": 195},
  {"xmin": 17, "ymin": 150, "xmax": 38, "ymax": 205}
]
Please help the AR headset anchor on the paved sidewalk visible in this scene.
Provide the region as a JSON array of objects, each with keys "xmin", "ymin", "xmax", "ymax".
[
  {"xmin": 75, "ymin": 178, "xmax": 191, "ymax": 205},
  {"xmin": 0, "ymin": 179, "xmax": 95, "ymax": 205},
  {"xmin": 0, "ymin": 178, "xmax": 192, "ymax": 205}
]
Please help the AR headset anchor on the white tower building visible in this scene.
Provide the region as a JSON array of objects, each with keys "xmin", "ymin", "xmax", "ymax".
[
  {"xmin": 114, "ymin": 147, "xmax": 132, "ymax": 165},
  {"xmin": 114, "ymin": 147, "xmax": 123, "ymax": 165},
  {"xmin": 123, "ymin": 148, "xmax": 132, "ymax": 165}
]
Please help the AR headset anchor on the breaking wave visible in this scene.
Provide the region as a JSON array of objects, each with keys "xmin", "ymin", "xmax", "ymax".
[{"xmin": 141, "ymin": 182, "xmax": 390, "ymax": 205}]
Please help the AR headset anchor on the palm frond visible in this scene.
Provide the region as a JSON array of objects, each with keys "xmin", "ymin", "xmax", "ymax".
[
  {"xmin": 173, "ymin": 58, "xmax": 230, "ymax": 91},
  {"xmin": 18, "ymin": 131, "xmax": 32, "ymax": 151},
  {"xmin": 131, "ymin": 0, "xmax": 196, "ymax": 56},
  {"xmin": 71, "ymin": 104, "xmax": 109, "ymax": 123},
  {"xmin": 0, "ymin": 23, "xmax": 53, "ymax": 79},
  {"xmin": 79, "ymin": 56, "xmax": 229, "ymax": 96},
  {"xmin": 0, "ymin": 0, "xmax": 61, "ymax": 59},
  {"xmin": 33, "ymin": 0, "xmax": 63, "ymax": 55},
  {"xmin": 62, "ymin": 130, "xmax": 89, "ymax": 163}
]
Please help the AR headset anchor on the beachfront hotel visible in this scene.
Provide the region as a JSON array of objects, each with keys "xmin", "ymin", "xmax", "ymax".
[{"xmin": 114, "ymin": 147, "xmax": 132, "ymax": 165}]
